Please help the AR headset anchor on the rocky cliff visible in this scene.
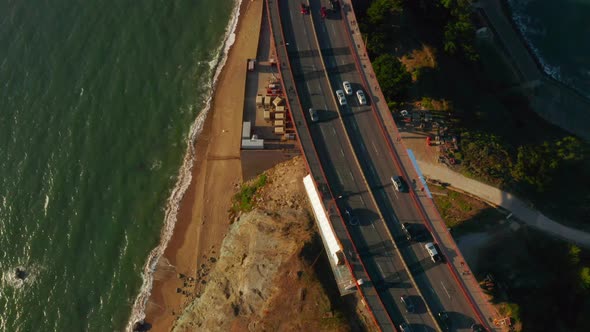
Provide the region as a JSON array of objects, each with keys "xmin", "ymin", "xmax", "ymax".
[{"xmin": 172, "ymin": 156, "xmax": 355, "ymax": 332}]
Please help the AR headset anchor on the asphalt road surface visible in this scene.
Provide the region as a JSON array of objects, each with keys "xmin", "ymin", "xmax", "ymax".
[
  {"xmin": 278, "ymin": 0, "xmax": 484, "ymax": 331},
  {"xmin": 276, "ymin": 1, "xmax": 449, "ymax": 331}
]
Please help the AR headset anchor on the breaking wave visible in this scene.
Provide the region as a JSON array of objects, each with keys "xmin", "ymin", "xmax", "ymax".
[{"xmin": 125, "ymin": 0, "xmax": 243, "ymax": 330}]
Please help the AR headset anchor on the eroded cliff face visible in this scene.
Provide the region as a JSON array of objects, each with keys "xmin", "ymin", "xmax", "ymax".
[{"xmin": 172, "ymin": 157, "xmax": 351, "ymax": 332}]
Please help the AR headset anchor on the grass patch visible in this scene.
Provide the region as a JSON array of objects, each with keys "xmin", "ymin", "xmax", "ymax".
[
  {"xmin": 430, "ymin": 185, "xmax": 505, "ymax": 236},
  {"xmin": 232, "ymin": 174, "xmax": 268, "ymax": 212}
]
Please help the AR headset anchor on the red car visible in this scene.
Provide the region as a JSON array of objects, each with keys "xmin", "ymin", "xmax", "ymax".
[
  {"xmin": 320, "ymin": 6, "xmax": 327, "ymax": 18},
  {"xmin": 300, "ymin": 3, "xmax": 309, "ymax": 15}
]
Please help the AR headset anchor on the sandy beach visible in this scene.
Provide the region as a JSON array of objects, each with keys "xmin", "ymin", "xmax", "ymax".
[{"xmin": 143, "ymin": 0, "xmax": 264, "ymax": 330}]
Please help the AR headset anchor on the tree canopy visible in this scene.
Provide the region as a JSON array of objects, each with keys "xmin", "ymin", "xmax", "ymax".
[{"xmin": 372, "ymin": 54, "xmax": 412, "ymax": 102}]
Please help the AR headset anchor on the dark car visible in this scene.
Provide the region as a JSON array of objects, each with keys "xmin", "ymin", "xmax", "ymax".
[
  {"xmin": 401, "ymin": 223, "xmax": 414, "ymax": 241},
  {"xmin": 399, "ymin": 322, "xmax": 412, "ymax": 332},
  {"xmin": 402, "ymin": 223, "xmax": 425, "ymax": 242},
  {"xmin": 391, "ymin": 175, "xmax": 407, "ymax": 192},
  {"xmin": 438, "ymin": 311, "xmax": 451, "ymax": 331},
  {"xmin": 330, "ymin": 0, "xmax": 339, "ymax": 11},
  {"xmin": 400, "ymin": 295, "xmax": 415, "ymax": 313}
]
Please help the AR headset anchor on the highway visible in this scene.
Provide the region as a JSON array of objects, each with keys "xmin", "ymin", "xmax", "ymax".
[
  {"xmin": 305, "ymin": 0, "xmax": 482, "ymax": 330},
  {"xmin": 273, "ymin": 0, "xmax": 485, "ymax": 331},
  {"xmin": 275, "ymin": 1, "xmax": 443, "ymax": 331}
]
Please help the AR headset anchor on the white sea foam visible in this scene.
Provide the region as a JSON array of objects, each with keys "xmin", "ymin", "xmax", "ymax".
[
  {"xmin": 43, "ymin": 195, "xmax": 49, "ymax": 217},
  {"xmin": 506, "ymin": 0, "xmax": 562, "ymax": 81},
  {"xmin": 125, "ymin": 0, "xmax": 243, "ymax": 330}
]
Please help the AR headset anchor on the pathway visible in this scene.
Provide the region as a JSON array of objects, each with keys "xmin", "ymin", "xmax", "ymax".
[{"xmin": 417, "ymin": 160, "xmax": 590, "ymax": 248}]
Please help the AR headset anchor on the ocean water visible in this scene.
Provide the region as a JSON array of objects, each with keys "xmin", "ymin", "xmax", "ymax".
[
  {"xmin": 507, "ymin": 0, "xmax": 590, "ymax": 96},
  {"xmin": 0, "ymin": 0, "xmax": 237, "ymax": 331}
]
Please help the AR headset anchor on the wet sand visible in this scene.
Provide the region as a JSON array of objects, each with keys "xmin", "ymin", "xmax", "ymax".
[{"xmin": 143, "ymin": 0, "xmax": 264, "ymax": 330}]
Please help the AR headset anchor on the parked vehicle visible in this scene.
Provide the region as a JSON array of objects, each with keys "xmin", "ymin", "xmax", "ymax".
[{"xmin": 320, "ymin": 6, "xmax": 327, "ymax": 18}]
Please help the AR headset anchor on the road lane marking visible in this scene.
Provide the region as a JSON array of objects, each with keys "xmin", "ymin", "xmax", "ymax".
[
  {"xmin": 348, "ymin": 170, "xmax": 354, "ymax": 182},
  {"xmin": 335, "ymin": 169, "xmax": 344, "ymax": 185},
  {"xmin": 339, "ymin": 148, "xmax": 345, "ymax": 157},
  {"xmin": 376, "ymin": 263, "xmax": 385, "ymax": 276},
  {"xmin": 440, "ymin": 281, "xmax": 451, "ymax": 299},
  {"xmin": 372, "ymin": 140, "xmax": 380, "ymax": 155}
]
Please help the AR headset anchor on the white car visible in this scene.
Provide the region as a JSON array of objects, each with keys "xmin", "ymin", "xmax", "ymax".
[
  {"xmin": 356, "ymin": 90, "xmax": 366, "ymax": 105},
  {"xmin": 335, "ymin": 89, "xmax": 347, "ymax": 106},
  {"xmin": 309, "ymin": 108, "xmax": 319, "ymax": 122},
  {"xmin": 342, "ymin": 81, "xmax": 353, "ymax": 95},
  {"xmin": 425, "ymin": 242, "xmax": 441, "ymax": 262}
]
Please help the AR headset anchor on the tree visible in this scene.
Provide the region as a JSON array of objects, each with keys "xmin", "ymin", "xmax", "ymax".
[
  {"xmin": 443, "ymin": 13, "xmax": 478, "ymax": 60},
  {"xmin": 580, "ymin": 267, "xmax": 590, "ymax": 290},
  {"xmin": 372, "ymin": 54, "xmax": 412, "ymax": 102},
  {"xmin": 366, "ymin": 0, "xmax": 403, "ymax": 26}
]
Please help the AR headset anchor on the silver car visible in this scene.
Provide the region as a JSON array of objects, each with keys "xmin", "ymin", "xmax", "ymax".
[
  {"xmin": 309, "ymin": 108, "xmax": 319, "ymax": 122},
  {"xmin": 342, "ymin": 81, "xmax": 353, "ymax": 95},
  {"xmin": 335, "ymin": 89, "xmax": 347, "ymax": 106},
  {"xmin": 356, "ymin": 90, "xmax": 367, "ymax": 105}
]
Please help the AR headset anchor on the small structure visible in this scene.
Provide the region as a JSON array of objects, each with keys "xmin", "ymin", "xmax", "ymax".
[
  {"xmin": 272, "ymin": 96, "xmax": 283, "ymax": 107},
  {"xmin": 275, "ymin": 105, "xmax": 285, "ymax": 113},
  {"xmin": 274, "ymin": 126, "xmax": 285, "ymax": 135},
  {"xmin": 241, "ymin": 135, "xmax": 264, "ymax": 150},
  {"xmin": 255, "ymin": 94, "xmax": 263, "ymax": 106},
  {"xmin": 274, "ymin": 112, "xmax": 285, "ymax": 120},
  {"xmin": 264, "ymin": 95, "xmax": 272, "ymax": 108},
  {"xmin": 263, "ymin": 110, "xmax": 271, "ymax": 121},
  {"xmin": 242, "ymin": 121, "xmax": 251, "ymax": 139},
  {"xmin": 273, "ymin": 120, "xmax": 284, "ymax": 127},
  {"xmin": 247, "ymin": 59, "xmax": 256, "ymax": 71}
]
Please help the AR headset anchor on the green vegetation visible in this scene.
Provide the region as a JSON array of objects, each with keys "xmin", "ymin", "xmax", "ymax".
[
  {"xmin": 372, "ymin": 54, "xmax": 412, "ymax": 101},
  {"xmin": 431, "ymin": 185, "xmax": 503, "ymax": 233},
  {"xmin": 232, "ymin": 174, "xmax": 268, "ymax": 212},
  {"xmin": 477, "ymin": 231, "xmax": 590, "ymax": 331},
  {"xmin": 357, "ymin": 0, "xmax": 590, "ymax": 228},
  {"xmin": 433, "ymin": 188, "xmax": 590, "ymax": 331}
]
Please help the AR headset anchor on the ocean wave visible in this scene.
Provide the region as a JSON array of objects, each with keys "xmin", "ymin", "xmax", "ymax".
[
  {"xmin": 506, "ymin": 0, "xmax": 562, "ymax": 81},
  {"xmin": 125, "ymin": 0, "xmax": 243, "ymax": 330}
]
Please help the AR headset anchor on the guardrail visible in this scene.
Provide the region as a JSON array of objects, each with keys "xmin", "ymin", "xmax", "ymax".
[
  {"xmin": 265, "ymin": 0, "xmax": 395, "ymax": 330},
  {"xmin": 338, "ymin": 1, "xmax": 494, "ymax": 329}
]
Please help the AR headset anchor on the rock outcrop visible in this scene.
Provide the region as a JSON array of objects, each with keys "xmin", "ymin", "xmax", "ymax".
[{"xmin": 172, "ymin": 156, "xmax": 353, "ymax": 332}]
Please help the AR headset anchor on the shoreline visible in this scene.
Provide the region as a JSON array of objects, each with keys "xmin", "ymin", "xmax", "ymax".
[
  {"xmin": 497, "ymin": 0, "xmax": 590, "ymax": 100},
  {"xmin": 134, "ymin": 0, "xmax": 265, "ymax": 330}
]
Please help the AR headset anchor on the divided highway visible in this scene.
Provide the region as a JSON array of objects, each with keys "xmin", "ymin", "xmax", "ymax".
[
  {"xmin": 277, "ymin": 1, "xmax": 440, "ymax": 331},
  {"xmin": 269, "ymin": 0, "xmax": 490, "ymax": 330},
  {"xmin": 304, "ymin": 0, "xmax": 482, "ymax": 330}
]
